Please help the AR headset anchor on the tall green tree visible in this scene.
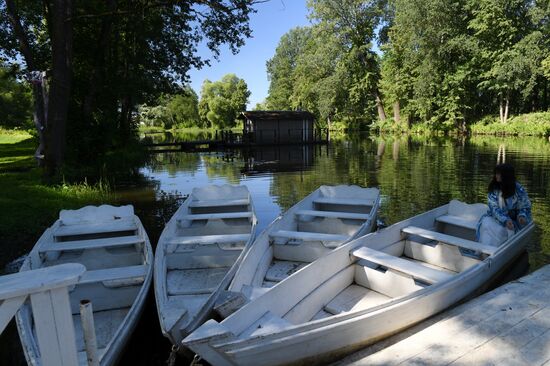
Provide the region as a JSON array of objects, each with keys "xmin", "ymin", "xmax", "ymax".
[
  {"xmin": 265, "ymin": 26, "xmax": 311, "ymax": 110},
  {"xmin": 199, "ymin": 74, "xmax": 251, "ymax": 128},
  {"xmin": 0, "ymin": 0, "xmax": 259, "ymax": 175}
]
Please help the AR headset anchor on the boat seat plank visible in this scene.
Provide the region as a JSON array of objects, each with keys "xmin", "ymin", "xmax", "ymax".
[
  {"xmin": 352, "ymin": 247, "xmax": 454, "ymax": 284},
  {"xmin": 264, "ymin": 260, "xmax": 308, "ymax": 283},
  {"xmin": 167, "ymin": 233, "xmax": 251, "ymax": 246},
  {"xmin": 53, "ymin": 219, "xmax": 137, "ymax": 237},
  {"xmin": 189, "ymin": 199, "xmax": 249, "ymax": 208},
  {"xmin": 40, "ymin": 235, "xmax": 144, "ymax": 253},
  {"xmin": 435, "ymin": 215, "xmax": 478, "ymax": 230},
  {"xmin": 402, "ymin": 226, "xmax": 496, "ymax": 255},
  {"xmin": 79, "ymin": 265, "xmax": 147, "ymax": 285},
  {"xmin": 179, "ymin": 212, "xmax": 252, "ymax": 221},
  {"xmin": 313, "ymin": 197, "xmax": 375, "ymax": 207},
  {"xmin": 270, "ymin": 230, "xmax": 349, "ymax": 244},
  {"xmin": 296, "ymin": 210, "xmax": 370, "ymax": 220}
]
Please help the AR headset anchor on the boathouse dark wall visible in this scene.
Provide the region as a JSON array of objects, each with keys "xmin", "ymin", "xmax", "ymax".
[{"xmin": 239, "ymin": 111, "xmax": 315, "ymax": 144}]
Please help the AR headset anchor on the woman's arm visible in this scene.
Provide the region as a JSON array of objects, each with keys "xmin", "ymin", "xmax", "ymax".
[
  {"xmin": 516, "ymin": 183, "xmax": 532, "ymax": 220},
  {"xmin": 487, "ymin": 191, "xmax": 510, "ymax": 225}
]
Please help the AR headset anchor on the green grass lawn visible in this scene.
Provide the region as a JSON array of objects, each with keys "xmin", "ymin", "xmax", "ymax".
[{"xmin": 0, "ymin": 129, "xmax": 114, "ymax": 270}]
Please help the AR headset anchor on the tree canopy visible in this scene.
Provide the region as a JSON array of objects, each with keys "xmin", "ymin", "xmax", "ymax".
[
  {"xmin": 0, "ymin": 0, "xmax": 259, "ymax": 175},
  {"xmin": 265, "ymin": 0, "xmax": 550, "ymax": 131},
  {"xmin": 198, "ymin": 73, "xmax": 250, "ymax": 128}
]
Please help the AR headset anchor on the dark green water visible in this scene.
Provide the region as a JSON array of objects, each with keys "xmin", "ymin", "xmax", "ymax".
[{"xmin": 3, "ymin": 133, "xmax": 549, "ymax": 365}]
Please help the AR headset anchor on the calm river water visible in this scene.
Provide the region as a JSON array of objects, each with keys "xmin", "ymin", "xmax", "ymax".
[{"xmin": 3, "ymin": 132, "xmax": 549, "ymax": 365}]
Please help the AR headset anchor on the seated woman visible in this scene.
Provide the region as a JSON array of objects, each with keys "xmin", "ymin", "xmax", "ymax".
[{"xmin": 477, "ymin": 163, "xmax": 532, "ymax": 247}]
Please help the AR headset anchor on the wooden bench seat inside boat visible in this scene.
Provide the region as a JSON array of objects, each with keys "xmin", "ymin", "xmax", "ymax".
[
  {"xmin": 167, "ymin": 233, "xmax": 251, "ymax": 246},
  {"xmin": 188, "ymin": 199, "xmax": 249, "ymax": 208},
  {"xmin": 40, "ymin": 235, "xmax": 144, "ymax": 253},
  {"xmin": 295, "ymin": 210, "xmax": 370, "ymax": 220},
  {"xmin": 313, "ymin": 197, "xmax": 375, "ymax": 207},
  {"xmin": 402, "ymin": 226, "xmax": 496, "ymax": 255},
  {"xmin": 435, "ymin": 214, "xmax": 478, "ymax": 230},
  {"xmin": 53, "ymin": 219, "xmax": 137, "ymax": 238},
  {"xmin": 79, "ymin": 264, "xmax": 147, "ymax": 285},
  {"xmin": 178, "ymin": 212, "xmax": 253, "ymax": 222},
  {"xmin": 352, "ymin": 247, "xmax": 454, "ymax": 284},
  {"xmin": 270, "ymin": 230, "xmax": 349, "ymax": 246}
]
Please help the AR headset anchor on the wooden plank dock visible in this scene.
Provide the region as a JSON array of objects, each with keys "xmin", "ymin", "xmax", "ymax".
[{"xmin": 333, "ymin": 264, "xmax": 550, "ymax": 366}]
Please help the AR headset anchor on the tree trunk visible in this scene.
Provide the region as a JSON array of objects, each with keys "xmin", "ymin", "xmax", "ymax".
[
  {"xmin": 375, "ymin": 91, "xmax": 386, "ymax": 121},
  {"xmin": 543, "ymin": 79, "xmax": 548, "ymax": 111},
  {"xmin": 44, "ymin": 0, "xmax": 74, "ymax": 175},
  {"xmin": 393, "ymin": 101, "xmax": 401, "ymax": 124},
  {"xmin": 83, "ymin": 0, "xmax": 117, "ymax": 124},
  {"xmin": 503, "ymin": 94, "xmax": 510, "ymax": 124},
  {"xmin": 499, "ymin": 95, "xmax": 504, "ymax": 123}
]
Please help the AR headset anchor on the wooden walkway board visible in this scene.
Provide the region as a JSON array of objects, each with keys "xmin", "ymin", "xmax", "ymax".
[{"xmin": 333, "ymin": 264, "xmax": 550, "ymax": 366}]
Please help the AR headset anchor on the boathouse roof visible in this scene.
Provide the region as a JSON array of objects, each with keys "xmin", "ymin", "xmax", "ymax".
[{"xmin": 238, "ymin": 111, "xmax": 315, "ymax": 121}]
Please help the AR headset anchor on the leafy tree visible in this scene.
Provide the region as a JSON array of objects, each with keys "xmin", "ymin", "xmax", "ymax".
[
  {"xmin": 199, "ymin": 74, "xmax": 250, "ymax": 128},
  {"xmin": 0, "ymin": 64, "xmax": 32, "ymax": 128},
  {"xmin": 265, "ymin": 27, "xmax": 312, "ymax": 110},
  {"xmin": 0, "ymin": 0, "xmax": 259, "ymax": 175}
]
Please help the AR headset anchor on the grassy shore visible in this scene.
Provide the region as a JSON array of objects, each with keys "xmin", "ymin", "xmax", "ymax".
[
  {"xmin": 470, "ymin": 112, "xmax": 550, "ymax": 136},
  {"xmin": 0, "ymin": 129, "xmax": 114, "ymax": 270}
]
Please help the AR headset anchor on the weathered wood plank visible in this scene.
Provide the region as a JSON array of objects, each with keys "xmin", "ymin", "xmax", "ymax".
[
  {"xmin": 40, "ymin": 235, "xmax": 143, "ymax": 252},
  {"xmin": 296, "ymin": 210, "xmax": 371, "ymax": 220},
  {"xmin": 189, "ymin": 199, "xmax": 249, "ymax": 208},
  {"xmin": 270, "ymin": 230, "xmax": 349, "ymax": 243},
  {"xmin": 0, "ymin": 263, "xmax": 85, "ymax": 300},
  {"xmin": 352, "ymin": 247, "xmax": 454, "ymax": 284},
  {"xmin": 313, "ymin": 197, "xmax": 375, "ymax": 207},
  {"xmin": 334, "ymin": 265, "xmax": 550, "ymax": 366},
  {"xmin": 79, "ymin": 265, "xmax": 147, "ymax": 285},
  {"xmin": 402, "ymin": 226, "xmax": 496, "ymax": 255},
  {"xmin": 53, "ymin": 218, "xmax": 137, "ymax": 237}
]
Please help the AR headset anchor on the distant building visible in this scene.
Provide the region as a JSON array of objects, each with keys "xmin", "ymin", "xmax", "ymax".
[{"xmin": 239, "ymin": 111, "xmax": 316, "ymax": 144}]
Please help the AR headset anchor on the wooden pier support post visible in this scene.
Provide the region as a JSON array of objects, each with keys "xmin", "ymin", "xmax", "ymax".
[{"xmin": 80, "ymin": 299, "xmax": 100, "ymax": 366}]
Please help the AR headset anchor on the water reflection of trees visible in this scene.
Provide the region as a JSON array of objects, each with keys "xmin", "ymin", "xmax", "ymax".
[{"xmin": 147, "ymin": 152, "xmax": 201, "ymax": 176}]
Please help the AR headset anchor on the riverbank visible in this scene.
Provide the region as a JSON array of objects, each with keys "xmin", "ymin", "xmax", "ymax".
[
  {"xmin": 0, "ymin": 129, "xmax": 114, "ymax": 270},
  {"xmin": 470, "ymin": 112, "xmax": 550, "ymax": 137}
]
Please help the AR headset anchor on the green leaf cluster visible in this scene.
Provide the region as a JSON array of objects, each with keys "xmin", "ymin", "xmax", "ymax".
[{"xmin": 198, "ymin": 74, "xmax": 250, "ymax": 128}]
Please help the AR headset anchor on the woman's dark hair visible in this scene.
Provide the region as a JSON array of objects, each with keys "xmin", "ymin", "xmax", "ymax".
[{"xmin": 488, "ymin": 163, "xmax": 516, "ymax": 198}]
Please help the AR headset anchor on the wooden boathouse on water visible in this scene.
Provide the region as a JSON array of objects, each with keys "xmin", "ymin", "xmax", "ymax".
[
  {"xmin": 146, "ymin": 110, "xmax": 328, "ymax": 152},
  {"xmin": 239, "ymin": 110, "xmax": 317, "ymax": 144}
]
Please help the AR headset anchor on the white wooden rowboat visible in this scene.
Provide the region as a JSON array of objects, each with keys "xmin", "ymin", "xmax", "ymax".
[
  {"xmin": 218, "ymin": 185, "xmax": 380, "ymax": 316},
  {"xmin": 183, "ymin": 200, "xmax": 535, "ymax": 366},
  {"xmin": 16, "ymin": 205, "xmax": 153, "ymax": 366},
  {"xmin": 154, "ymin": 184, "xmax": 257, "ymax": 345}
]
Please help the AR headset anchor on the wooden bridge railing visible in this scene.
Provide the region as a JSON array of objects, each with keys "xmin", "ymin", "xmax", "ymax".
[{"xmin": 0, "ymin": 263, "xmax": 86, "ymax": 366}]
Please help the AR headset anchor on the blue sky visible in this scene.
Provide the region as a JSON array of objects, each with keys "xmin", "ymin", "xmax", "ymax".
[{"xmin": 188, "ymin": 1, "xmax": 310, "ymax": 108}]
